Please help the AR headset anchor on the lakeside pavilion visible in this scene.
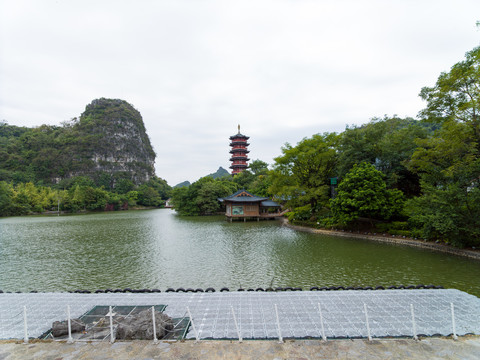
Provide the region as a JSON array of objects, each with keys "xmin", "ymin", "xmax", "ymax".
[{"xmin": 219, "ymin": 189, "xmax": 285, "ymax": 221}]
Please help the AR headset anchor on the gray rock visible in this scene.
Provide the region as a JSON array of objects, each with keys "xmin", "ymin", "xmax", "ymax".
[
  {"xmin": 115, "ymin": 309, "xmax": 174, "ymax": 340},
  {"xmin": 52, "ymin": 318, "xmax": 85, "ymax": 337}
]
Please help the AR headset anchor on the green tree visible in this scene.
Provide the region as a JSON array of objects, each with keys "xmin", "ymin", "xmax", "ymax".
[
  {"xmin": 13, "ymin": 182, "xmax": 45, "ymax": 212},
  {"xmin": 37, "ymin": 185, "xmax": 57, "ymax": 211},
  {"xmin": 94, "ymin": 172, "xmax": 114, "ymax": 190},
  {"xmin": 59, "ymin": 176, "xmax": 95, "ymax": 190},
  {"xmin": 11, "ymin": 184, "xmax": 31, "ymax": 214},
  {"xmin": 248, "ymin": 174, "xmax": 272, "ymax": 197},
  {"xmin": 196, "ymin": 180, "xmax": 237, "ymax": 215},
  {"xmin": 126, "ymin": 190, "xmax": 139, "ymax": 206},
  {"xmin": 406, "ymin": 120, "xmax": 480, "ymax": 246},
  {"xmin": 232, "ymin": 170, "xmax": 255, "ymax": 189},
  {"xmin": 115, "ymin": 178, "xmax": 135, "ymax": 194},
  {"xmin": 419, "ymin": 46, "xmax": 480, "ymax": 139},
  {"xmin": 85, "ymin": 186, "xmax": 109, "ymax": 210},
  {"xmin": 406, "ymin": 183, "xmax": 480, "ymax": 247},
  {"xmin": 330, "ymin": 162, "xmax": 405, "ymax": 227},
  {"xmin": 70, "ymin": 185, "xmax": 86, "ymax": 211},
  {"xmin": 0, "ymin": 181, "xmax": 15, "ymax": 216},
  {"xmin": 405, "ymin": 46, "xmax": 480, "ymax": 247},
  {"xmin": 269, "ymin": 133, "xmax": 338, "ymax": 216},
  {"xmin": 171, "ymin": 177, "xmax": 238, "ymax": 216},
  {"xmin": 137, "ymin": 185, "xmax": 163, "ymax": 207},
  {"xmin": 248, "ymin": 159, "xmax": 269, "ymax": 175},
  {"xmin": 145, "ymin": 176, "xmax": 171, "ymax": 200},
  {"xmin": 171, "ymin": 185, "xmax": 199, "ymax": 215},
  {"xmin": 337, "ymin": 117, "xmax": 430, "ymax": 196},
  {"xmin": 105, "ymin": 192, "xmax": 128, "ymax": 210},
  {"xmin": 407, "ymin": 120, "xmax": 478, "ymax": 186}
]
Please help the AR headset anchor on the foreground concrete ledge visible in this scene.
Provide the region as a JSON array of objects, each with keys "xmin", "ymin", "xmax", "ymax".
[{"xmin": 1, "ymin": 337, "xmax": 480, "ymax": 360}]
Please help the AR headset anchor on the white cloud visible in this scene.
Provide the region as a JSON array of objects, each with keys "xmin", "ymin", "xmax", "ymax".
[{"xmin": 1, "ymin": 0, "xmax": 479, "ymax": 185}]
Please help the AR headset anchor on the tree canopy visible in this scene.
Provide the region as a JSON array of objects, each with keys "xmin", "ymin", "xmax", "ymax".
[
  {"xmin": 402, "ymin": 46, "xmax": 480, "ymax": 247},
  {"xmin": 269, "ymin": 133, "xmax": 338, "ymax": 216},
  {"xmin": 419, "ymin": 46, "xmax": 480, "ymax": 139},
  {"xmin": 171, "ymin": 177, "xmax": 239, "ymax": 216},
  {"xmin": 330, "ymin": 162, "xmax": 404, "ymax": 226},
  {"xmin": 0, "ymin": 175, "xmax": 171, "ymax": 217}
]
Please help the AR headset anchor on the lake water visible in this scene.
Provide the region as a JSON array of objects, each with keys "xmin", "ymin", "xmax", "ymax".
[{"xmin": 1, "ymin": 209, "xmax": 479, "ymax": 296}]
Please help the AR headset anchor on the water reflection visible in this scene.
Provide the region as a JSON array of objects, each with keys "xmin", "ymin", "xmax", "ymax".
[{"xmin": 0, "ymin": 209, "xmax": 479, "ymax": 296}]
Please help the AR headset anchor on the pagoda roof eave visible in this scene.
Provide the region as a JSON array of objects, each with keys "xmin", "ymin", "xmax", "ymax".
[
  {"xmin": 229, "ymin": 142, "xmax": 250, "ymax": 147},
  {"xmin": 229, "ymin": 134, "xmax": 250, "ymax": 140}
]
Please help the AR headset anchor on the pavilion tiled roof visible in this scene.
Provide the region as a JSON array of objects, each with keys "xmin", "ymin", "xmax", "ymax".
[
  {"xmin": 219, "ymin": 189, "xmax": 268, "ymax": 203},
  {"xmin": 260, "ymin": 200, "xmax": 281, "ymax": 207}
]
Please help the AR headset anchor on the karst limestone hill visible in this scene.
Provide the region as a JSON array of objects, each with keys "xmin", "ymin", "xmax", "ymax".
[{"xmin": 0, "ymin": 98, "xmax": 156, "ymax": 187}]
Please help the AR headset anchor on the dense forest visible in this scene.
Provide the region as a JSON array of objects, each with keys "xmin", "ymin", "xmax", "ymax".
[
  {"xmin": 172, "ymin": 46, "xmax": 480, "ymax": 248},
  {"xmin": 0, "ymin": 176, "xmax": 171, "ymax": 216}
]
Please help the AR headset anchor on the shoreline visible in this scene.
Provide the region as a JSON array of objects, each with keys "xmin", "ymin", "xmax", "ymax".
[{"xmin": 280, "ymin": 218, "xmax": 480, "ymax": 261}]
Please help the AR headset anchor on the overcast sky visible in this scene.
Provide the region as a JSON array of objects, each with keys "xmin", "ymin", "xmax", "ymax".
[{"xmin": 1, "ymin": 0, "xmax": 479, "ymax": 186}]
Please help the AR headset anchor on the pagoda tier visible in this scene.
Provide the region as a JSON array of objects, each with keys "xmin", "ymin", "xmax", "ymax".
[
  {"xmin": 229, "ymin": 148, "xmax": 250, "ymax": 154},
  {"xmin": 229, "ymin": 125, "xmax": 250, "ymax": 175},
  {"xmin": 229, "ymin": 141, "xmax": 250, "ymax": 147},
  {"xmin": 230, "ymin": 163, "xmax": 248, "ymax": 169},
  {"xmin": 230, "ymin": 156, "xmax": 250, "ymax": 162}
]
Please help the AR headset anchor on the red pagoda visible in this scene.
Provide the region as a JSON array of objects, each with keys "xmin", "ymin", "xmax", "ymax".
[{"xmin": 229, "ymin": 125, "xmax": 250, "ymax": 175}]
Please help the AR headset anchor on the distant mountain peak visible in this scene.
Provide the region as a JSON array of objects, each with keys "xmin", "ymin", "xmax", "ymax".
[
  {"xmin": 174, "ymin": 180, "xmax": 191, "ymax": 188},
  {"xmin": 207, "ymin": 167, "xmax": 230, "ymax": 179},
  {"xmin": 173, "ymin": 167, "xmax": 230, "ymax": 188}
]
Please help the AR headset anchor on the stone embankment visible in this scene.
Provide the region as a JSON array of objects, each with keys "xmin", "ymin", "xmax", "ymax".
[{"xmin": 281, "ymin": 219, "xmax": 480, "ymax": 261}]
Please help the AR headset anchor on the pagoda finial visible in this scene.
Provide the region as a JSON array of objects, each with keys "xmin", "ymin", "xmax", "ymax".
[{"xmin": 238, "ymin": 124, "xmax": 240, "ymax": 134}]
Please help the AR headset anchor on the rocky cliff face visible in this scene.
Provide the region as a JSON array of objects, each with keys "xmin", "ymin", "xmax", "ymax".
[
  {"xmin": 74, "ymin": 98, "xmax": 156, "ymax": 184},
  {"xmin": 0, "ymin": 98, "xmax": 156, "ymax": 186}
]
